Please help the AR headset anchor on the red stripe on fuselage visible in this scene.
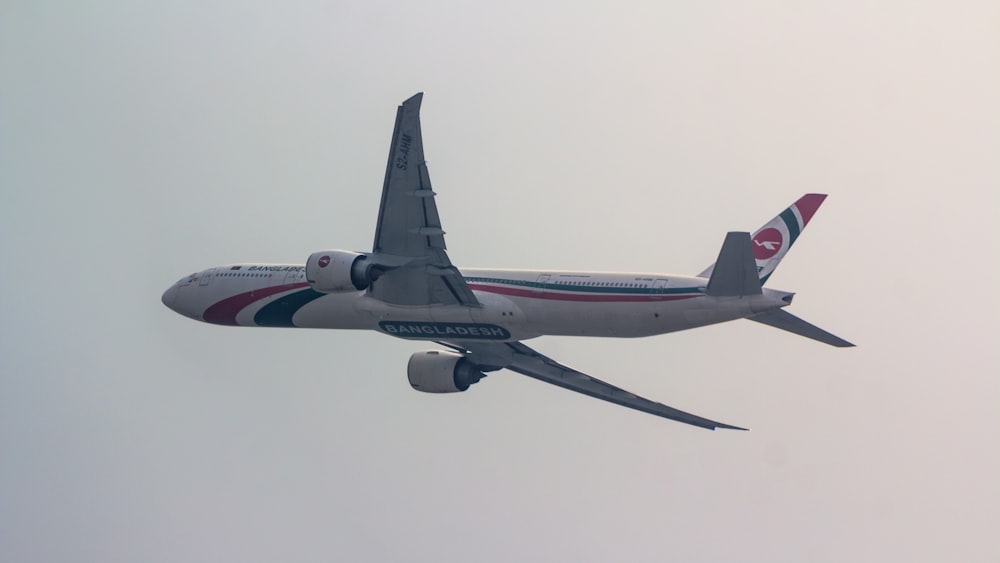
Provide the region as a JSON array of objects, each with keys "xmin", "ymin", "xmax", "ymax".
[
  {"xmin": 203, "ymin": 283, "xmax": 310, "ymax": 325},
  {"xmin": 467, "ymin": 283, "xmax": 700, "ymax": 303}
]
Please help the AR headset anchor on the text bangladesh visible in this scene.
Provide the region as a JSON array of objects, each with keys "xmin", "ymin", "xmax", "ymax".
[{"xmin": 379, "ymin": 321, "xmax": 510, "ymax": 340}]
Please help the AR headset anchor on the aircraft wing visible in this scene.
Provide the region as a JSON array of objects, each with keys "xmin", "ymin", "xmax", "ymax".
[
  {"xmin": 369, "ymin": 93, "xmax": 479, "ymax": 307},
  {"xmin": 440, "ymin": 340, "xmax": 749, "ymax": 431}
]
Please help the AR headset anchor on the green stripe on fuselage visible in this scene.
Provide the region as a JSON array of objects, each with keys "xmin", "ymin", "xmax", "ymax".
[
  {"xmin": 464, "ymin": 277, "xmax": 700, "ymax": 295},
  {"xmin": 254, "ymin": 288, "xmax": 325, "ymax": 327}
]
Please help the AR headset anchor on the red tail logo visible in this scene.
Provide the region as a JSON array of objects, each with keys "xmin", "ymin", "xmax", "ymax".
[{"xmin": 752, "ymin": 228, "xmax": 783, "ymax": 259}]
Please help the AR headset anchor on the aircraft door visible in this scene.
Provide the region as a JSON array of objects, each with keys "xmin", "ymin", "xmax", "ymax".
[
  {"xmin": 282, "ymin": 269, "xmax": 300, "ymax": 286},
  {"xmin": 652, "ymin": 278, "xmax": 668, "ymax": 299},
  {"xmin": 535, "ymin": 274, "xmax": 551, "ymax": 295}
]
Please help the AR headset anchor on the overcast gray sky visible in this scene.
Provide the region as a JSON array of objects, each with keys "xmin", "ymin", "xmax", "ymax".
[{"xmin": 2, "ymin": 1, "xmax": 999, "ymax": 562}]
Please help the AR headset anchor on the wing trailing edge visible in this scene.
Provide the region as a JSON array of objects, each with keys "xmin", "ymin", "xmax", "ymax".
[{"xmin": 442, "ymin": 341, "xmax": 749, "ymax": 431}]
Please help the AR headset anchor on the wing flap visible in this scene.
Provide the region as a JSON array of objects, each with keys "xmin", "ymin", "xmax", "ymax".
[{"xmin": 446, "ymin": 341, "xmax": 748, "ymax": 431}]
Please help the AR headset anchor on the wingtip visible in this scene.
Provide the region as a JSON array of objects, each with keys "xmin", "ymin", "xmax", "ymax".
[
  {"xmin": 402, "ymin": 92, "xmax": 424, "ymax": 106},
  {"xmin": 716, "ymin": 423, "xmax": 751, "ymax": 431}
]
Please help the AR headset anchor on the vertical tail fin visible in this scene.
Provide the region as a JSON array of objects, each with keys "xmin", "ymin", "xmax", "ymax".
[{"xmin": 699, "ymin": 194, "xmax": 827, "ymax": 285}]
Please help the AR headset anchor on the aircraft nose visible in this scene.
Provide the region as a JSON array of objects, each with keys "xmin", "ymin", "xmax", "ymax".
[{"xmin": 161, "ymin": 283, "xmax": 179, "ymax": 309}]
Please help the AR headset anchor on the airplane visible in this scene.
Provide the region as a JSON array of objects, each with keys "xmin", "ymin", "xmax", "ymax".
[{"xmin": 161, "ymin": 93, "xmax": 853, "ymax": 431}]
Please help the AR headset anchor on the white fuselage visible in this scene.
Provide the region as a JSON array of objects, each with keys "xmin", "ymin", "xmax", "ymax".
[{"xmin": 162, "ymin": 264, "xmax": 793, "ymax": 342}]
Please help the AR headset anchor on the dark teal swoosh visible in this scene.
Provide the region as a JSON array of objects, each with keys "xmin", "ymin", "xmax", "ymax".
[
  {"xmin": 254, "ymin": 288, "xmax": 326, "ymax": 327},
  {"xmin": 780, "ymin": 208, "xmax": 801, "ymax": 245},
  {"xmin": 203, "ymin": 283, "xmax": 310, "ymax": 326}
]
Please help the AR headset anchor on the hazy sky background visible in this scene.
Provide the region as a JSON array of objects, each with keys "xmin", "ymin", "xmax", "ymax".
[{"xmin": 2, "ymin": 1, "xmax": 998, "ymax": 561}]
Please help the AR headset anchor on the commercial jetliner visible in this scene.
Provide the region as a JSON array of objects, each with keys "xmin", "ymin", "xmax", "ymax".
[{"xmin": 162, "ymin": 93, "xmax": 853, "ymax": 431}]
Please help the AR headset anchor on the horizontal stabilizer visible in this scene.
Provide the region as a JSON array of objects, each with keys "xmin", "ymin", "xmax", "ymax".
[
  {"xmin": 706, "ymin": 232, "xmax": 763, "ymax": 297},
  {"xmin": 748, "ymin": 309, "xmax": 855, "ymax": 347}
]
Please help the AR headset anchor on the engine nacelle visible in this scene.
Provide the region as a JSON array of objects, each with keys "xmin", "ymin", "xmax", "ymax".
[
  {"xmin": 407, "ymin": 350, "xmax": 486, "ymax": 393},
  {"xmin": 305, "ymin": 250, "xmax": 371, "ymax": 292}
]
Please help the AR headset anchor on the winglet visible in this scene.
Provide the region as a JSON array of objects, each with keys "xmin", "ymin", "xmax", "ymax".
[
  {"xmin": 400, "ymin": 92, "xmax": 423, "ymax": 108},
  {"xmin": 705, "ymin": 232, "xmax": 763, "ymax": 297}
]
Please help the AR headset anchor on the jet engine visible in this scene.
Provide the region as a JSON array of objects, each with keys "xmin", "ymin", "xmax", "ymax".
[
  {"xmin": 407, "ymin": 350, "xmax": 486, "ymax": 393},
  {"xmin": 305, "ymin": 250, "xmax": 373, "ymax": 292}
]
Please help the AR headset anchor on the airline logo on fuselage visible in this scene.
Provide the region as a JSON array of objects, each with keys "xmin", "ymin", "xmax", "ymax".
[
  {"xmin": 245, "ymin": 265, "xmax": 305, "ymax": 272},
  {"xmin": 379, "ymin": 321, "xmax": 510, "ymax": 340}
]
